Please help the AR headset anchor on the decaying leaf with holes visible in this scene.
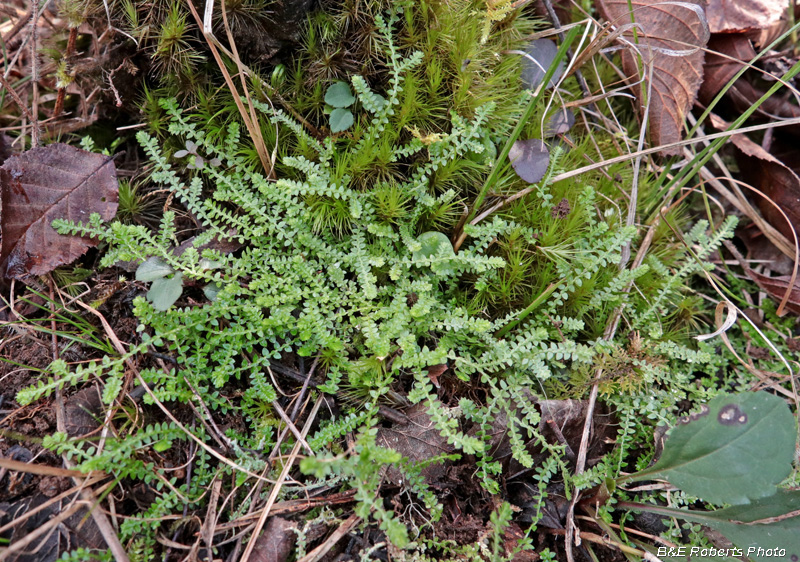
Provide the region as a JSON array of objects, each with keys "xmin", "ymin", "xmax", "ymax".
[
  {"xmin": 0, "ymin": 144, "xmax": 118, "ymax": 279},
  {"xmin": 596, "ymin": 0, "xmax": 709, "ymax": 154}
]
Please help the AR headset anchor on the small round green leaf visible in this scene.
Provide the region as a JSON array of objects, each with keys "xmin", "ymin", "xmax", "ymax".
[
  {"xmin": 413, "ymin": 231, "xmax": 457, "ymax": 276},
  {"xmin": 136, "ymin": 257, "xmax": 173, "ymax": 282},
  {"xmin": 413, "ymin": 231, "xmax": 454, "ymax": 260},
  {"xmin": 203, "ymin": 282, "xmax": 223, "ymax": 302},
  {"xmin": 146, "ymin": 272, "xmax": 184, "ymax": 311},
  {"xmin": 329, "ymin": 108, "xmax": 354, "ymax": 133},
  {"xmin": 325, "ymin": 81, "xmax": 356, "ymax": 108}
]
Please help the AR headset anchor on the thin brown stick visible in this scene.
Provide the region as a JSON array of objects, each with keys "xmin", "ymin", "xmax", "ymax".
[
  {"xmin": 203, "ymin": 478, "xmax": 222, "ymax": 557},
  {"xmin": 53, "ymin": 27, "xmax": 78, "ymax": 118},
  {"xmin": 0, "ymin": 502, "xmax": 85, "ymax": 561},
  {"xmin": 0, "ymin": 478, "xmax": 111, "ymax": 537},
  {"xmin": 0, "ymin": 73, "xmax": 35, "ymax": 122},
  {"xmin": 29, "ymin": 1, "xmax": 40, "ymax": 147},
  {"xmin": 184, "ymin": 0, "xmax": 272, "ymax": 175},
  {"xmin": 0, "ymin": 457, "xmax": 100, "ymax": 478},
  {"xmin": 271, "ymin": 400, "xmax": 314, "ymax": 454},
  {"xmin": 219, "ymin": 0, "xmax": 274, "ymax": 179},
  {"xmin": 240, "ymin": 397, "xmax": 323, "ymax": 562},
  {"xmin": 1, "ymin": 7, "xmax": 32, "ymax": 45}
]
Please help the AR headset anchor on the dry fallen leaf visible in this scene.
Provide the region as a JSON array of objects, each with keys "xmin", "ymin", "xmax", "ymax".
[
  {"xmin": 728, "ymin": 133, "xmax": 800, "ymax": 243},
  {"xmin": 0, "ymin": 144, "xmax": 118, "ymax": 279},
  {"xmin": 520, "ymin": 39, "xmax": 566, "ymax": 90},
  {"xmin": 698, "ymin": 34, "xmax": 756, "ymax": 105},
  {"xmin": 728, "ymin": 79, "xmax": 800, "ymax": 119},
  {"xmin": 251, "ymin": 517, "xmax": 298, "ymax": 562},
  {"xmin": 746, "ymin": 270, "xmax": 800, "ymax": 316},
  {"xmin": 596, "ymin": 0, "xmax": 709, "ymax": 154},
  {"xmin": 706, "ymin": 0, "xmax": 785, "ymax": 34},
  {"xmin": 377, "ymin": 403, "xmax": 455, "ymax": 485}
]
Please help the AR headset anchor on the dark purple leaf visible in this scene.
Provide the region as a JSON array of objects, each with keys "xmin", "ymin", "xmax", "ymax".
[
  {"xmin": 509, "ymin": 139, "xmax": 550, "ymax": 183},
  {"xmin": 520, "ymin": 39, "xmax": 566, "ymax": 90},
  {"xmin": 545, "ymin": 108, "xmax": 575, "ymax": 137}
]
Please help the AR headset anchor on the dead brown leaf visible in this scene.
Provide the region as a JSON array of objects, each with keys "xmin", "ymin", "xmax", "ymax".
[
  {"xmin": 728, "ymin": 132, "xmax": 800, "ymax": 242},
  {"xmin": 0, "ymin": 144, "xmax": 118, "ymax": 279},
  {"xmin": 745, "ymin": 269, "xmax": 800, "ymax": 316},
  {"xmin": 728, "ymin": 80, "xmax": 800, "ymax": 119},
  {"xmin": 251, "ymin": 517, "xmax": 299, "ymax": 562},
  {"xmin": 698, "ymin": 34, "xmax": 756, "ymax": 105},
  {"xmin": 426, "ymin": 364, "xmax": 448, "ymax": 388},
  {"xmin": 376, "ymin": 403, "xmax": 455, "ymax": 485},
  {"xmin": 596, "ymin": 0, "xmax": 708, "ymax": 154},
  {"xmin": 706, "ymin": 0, "xmax": 785, "ymax": 34},
  {"xmin": 64, "ymin": 386, "xmax": 104, "ymax": 438}
]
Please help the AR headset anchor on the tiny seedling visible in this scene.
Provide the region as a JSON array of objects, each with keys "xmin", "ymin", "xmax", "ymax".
[
  {"xmin": 135, "ymin": 256, "xmax": 221, "ymax": 310},
  {"xmin": 324, "ymin": 81, "xmax": 356, "ymax": 132},
  {"xmin": 174, "ymin": 140, "xmax": 221, "ymax": 169}
]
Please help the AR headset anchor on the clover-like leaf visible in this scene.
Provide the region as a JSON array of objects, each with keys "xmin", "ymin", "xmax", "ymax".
[
  {"xmin": 136, "ymin": 256, "xmax": 173, "ymax": 282},
  {"xmin": 325, "ymin": 82, "xmax": 356, "ymax": 108},
  {"xmin": 545, "ymin": 108, "xmax": 575, "ymax": 137},
  {"xmin": 632, "ymin": 391, "xmax": 796, "ymax": 505},
  {"xmin": 146, "ymin": 272, "xmax": 184, "ymax": 311},
  {"xmin": 329, "ymin": 108, "xmax": 354, "ymax": 133}
]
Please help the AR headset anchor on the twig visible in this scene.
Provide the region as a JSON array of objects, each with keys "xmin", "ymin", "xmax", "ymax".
[
  {"xmin": 0, "ymin": 73, "xmax": 35, "ymax": 122},
  {"xmin": 29, "ymin": 0, "xmax": 40, "ymax": 146},
  {"xmin": 240, "ymin": 397, "xmax": 323, "ymax": 562},
  {"xmin": 53, "ymin": 27, "xmax": 78, "ymax": 118},
  {"xmin": 1, "ymin": 6, "xmax": 31, "ymax": 45},
  {"xmin": 203, "ymin": 478, "xmax": 222, "ymax": 560},
  {"xmin": 271, "ymin": 400, "xmax": 314, "ymax": 454},
  {"xmin": 0, "ymin": 502, "xmax": 85, "ymax": 562},
  {"xmin": 290, "ymin": 356, "xmax": 319, "ymax": 422},
  {"xmin": 0, "ymin": 477, "xmax": 111, "ymax": 536},
  {"xmin": 0, "ymin": 457, "xmax": 99, "ymax": 478}
]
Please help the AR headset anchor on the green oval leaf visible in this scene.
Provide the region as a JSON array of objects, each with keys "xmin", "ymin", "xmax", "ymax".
[
  {"xmin": 135, "ymin": 256, "xmax": 173, "ymax": 282},
  {"xmin": 325, "ymin": 81, "xmax": 356, "ymax": 108},
  {"xmin": 329, "ymin": 108, "xmax": 354, "ymax": 133},
  {"xmin": 636, "ymin": 391, "xmax": 796, "ymax": 505},
  {"xmin": 629, "ymin": 491, "xmax": 800, "ymax": 562},
  {"xmin": 146, "ymin": 272, "xmax": 184, "ymax": 311},
  {"xmin": 413, "ymin": 231, "xmax": 456, "ymax": 276},
  {"xmin": 413, "ymin": 231, "xmax": 454, "ymax": 260}
]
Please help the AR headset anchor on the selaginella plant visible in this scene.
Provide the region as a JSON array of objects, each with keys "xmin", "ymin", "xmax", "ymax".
[{"xmin": 20, "ymin": 3, "xmax": 789, "ymax": 558}]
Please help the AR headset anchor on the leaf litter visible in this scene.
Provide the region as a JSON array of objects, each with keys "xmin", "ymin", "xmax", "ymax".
[
  {"xmin": 596, "ymin": 0, "xmax": 709, "ymax": 153},
  {"xmin": 0, "ymin": 144, "xmax": 118, "ymax": 280}
]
